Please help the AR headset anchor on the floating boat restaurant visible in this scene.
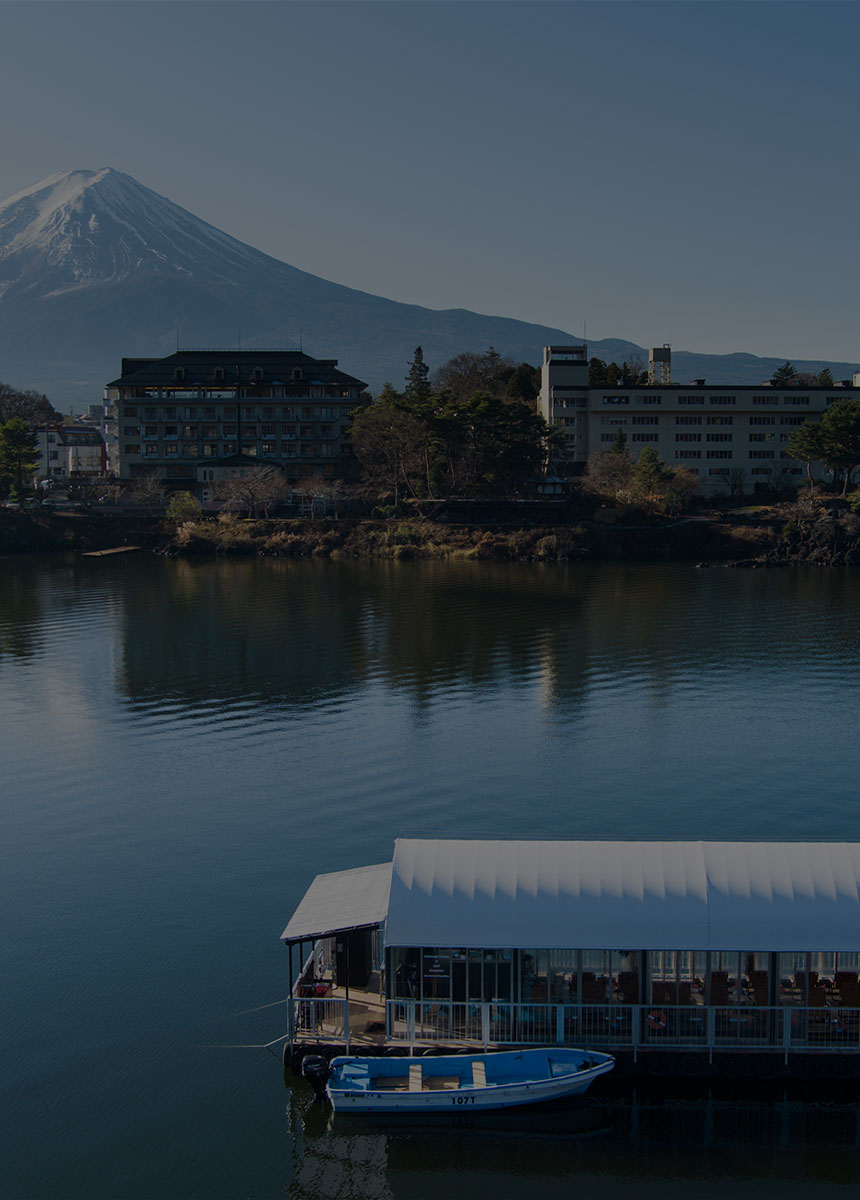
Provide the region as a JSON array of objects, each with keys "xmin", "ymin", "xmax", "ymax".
[{"xmin": 281, "ymin": 839, "xmax": 860, "ymax": 1069}]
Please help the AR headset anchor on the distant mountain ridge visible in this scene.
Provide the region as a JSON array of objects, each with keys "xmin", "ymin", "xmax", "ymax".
[{"xmin": 0, "ymin": 168, "xmax": 857, "ymax": 407}]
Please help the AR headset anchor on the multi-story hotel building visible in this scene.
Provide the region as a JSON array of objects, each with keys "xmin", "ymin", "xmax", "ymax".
[
  {"xmin": 539, "ymin": 344, "xmax": 852, "ymax": 495},
  {"xmin": 106, "ymin": 350, "xmax": 367, "ymax": 487},
  {"xmin": 34, "ymin": 424, "xmax": 106, "ymax": 483}
]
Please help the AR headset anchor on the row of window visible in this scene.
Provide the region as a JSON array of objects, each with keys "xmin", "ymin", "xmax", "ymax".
[
  {"xmin": 125, "ymin": 424, "xmax": 335, "ymax": 439},
  {"xmin": 601, "ymin": 415, "xmax": 807, "ymax": 428},
  {"xmin": 597, "ymin": 394, "xmax": 840, "ymax": 408},
  {"xmin": 123, "ymin": 443, "xmax": 342, "ymax": 459},
  {"xmin": 124, "ymin": 405, "xmax": 342, "ymax": 421}
]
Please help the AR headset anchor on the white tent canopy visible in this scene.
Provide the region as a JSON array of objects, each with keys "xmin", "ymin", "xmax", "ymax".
[
  {"xmin": 382, "ymin": 839, "xmax": 860, "ymax": 952},
  {"xmin": 281, "ymin": 862, "xmax": 392, "ymax": 943}
]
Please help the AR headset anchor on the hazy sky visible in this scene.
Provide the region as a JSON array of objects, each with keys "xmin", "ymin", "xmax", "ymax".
[{"xmin": 1, "ymin": 0, "xmax": 857, "ymax": 360}]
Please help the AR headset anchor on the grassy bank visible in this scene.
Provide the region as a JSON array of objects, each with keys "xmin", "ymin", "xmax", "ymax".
[{"xmin": 5, "ymin": 503, "xmax": 859, "ymax": 565}]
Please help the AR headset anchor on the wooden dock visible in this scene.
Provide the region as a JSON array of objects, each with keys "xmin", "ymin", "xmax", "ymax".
[{"xmin": 81, "ymin": 546, "xmax": 141, "ymax": 557}]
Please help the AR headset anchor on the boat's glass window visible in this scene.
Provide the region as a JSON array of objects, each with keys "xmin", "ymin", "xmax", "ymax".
[
  {"xmin": 391, "ymin": 948, "xmax": 419, "ymax": 999},
  {"xmin": 612, "ymin": 950, "xmax": 641, "ymax": 1004},
  {"xmin": 581, "ymin": 951, "xmax": 610, "ymax": 1004},
  {"xmin": 422, "ymin": 949, "xmax": 451, "ymax": 1001},
  {"xmin": 649, "ymin": 950, "xmax": 706, "ymax": 1005}
]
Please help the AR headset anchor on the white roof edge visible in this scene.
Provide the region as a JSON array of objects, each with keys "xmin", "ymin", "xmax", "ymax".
[{"xmin": 281, "ymin": 861, "xmax": 392, "ymax": 942}]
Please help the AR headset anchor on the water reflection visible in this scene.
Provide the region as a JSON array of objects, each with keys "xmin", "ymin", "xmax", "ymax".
[
  {"xmin": 286, "ymin": 1084, "xmax": 860, "ymax": 1198},
  {"xmin": 110, "ymin": 559, "xmax": 860, "ymax": 718}
]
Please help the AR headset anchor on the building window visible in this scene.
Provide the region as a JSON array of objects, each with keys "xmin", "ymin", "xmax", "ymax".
[
  {"xmin": 675, "ymin": 433, "xmax": 701, "ymax": 442},
  {"xmin": 145, "ymin": 445, "xmax": 159, "ymax": 457},
  {"xmin": 749, "ymin": 417, "xmax": 776, "ymax": 426},
  {"xmin": 174, "ymin": 367, "xmax": 185, "ymax": 382},
  {"xmin": 292, "ymin": 368, "xmax": 303, "ymax": 382},
  {"xmin": 632, "ymin": 416, "xmax": 659, "ymax": 426},
  {"xmin": 781, "ymin": 416, "xmax": 805, "ymax": 426},
  {"xmin": 707, "ymin": 416, "xmax": 734, "ymax": 426},
  {"xmin": 125, "ymin": 406, "xmax": 138, "ymax": 417},
  {"xmin": 203, "ymin": 444, "xmax": 219, "ymax": 457},
  {"xmin": 280, "ymin": 407, "xmax": 294, "ymax": 420},
  {"xmin": 749, "ymin": 450, "xmax": 775, "ymax": 459},
  {"xmin": 708, "ymin": 467, "xmax": 730, "ymax": 476},
  {"xmin": 165, "ymin": 444, "xmax": 178, "ymax": 457},
  {"xmin": 241, "ymin": 425, "xmax": 258, "ymax": 439},
  {"xmin": 707, "ymin": 450, "xmax": 733, "ymax": 459},
  {"xmin": 261, "ymin": 423, "xmax": 276, "ymax": 436},
  {"xmin": 300, "ymin": 443, "xmax": 316, "ymax": 457},
  {"xmin": 243, "ymin": 444, "xmax": 258, "ymax": 456},
  {"xmin": 750, "ymin": 466, "xmax": 773, "ymax": 475},
  {"xmin": 708, "ymin": 396, "xmax": 736, "ymax": 405},
  {"xmin": 752, "ymin": 395, "xmax": 779, "ymax": 405},
  {"xmin": 632, "ymin": 433, "xmax": 659, "ymax": 442},
  {"xmin": 242, "ymin": 406, "xmax": 256, "ymax": 419},
  {"xmin": 600, "ymin": 433, "xmax": 618, "ymax": 442},
  {"xmin": 784, "ymin": 396, "xmax": 810, "ymax": 405},
  {"xmin": 676, "ymin": 416, "xmax": 702, "ymax": 425},
  {"xmin": 123, "ymin": 425, "xmax": 139, "ymax": 436},
  {"xmin": 223, "ymin": 406, "xmax": 237, "ymax": 419},
  {"xmin": 223, "ymin": 442, "xmax": 236, "ymax": 455},
  {"xmin": 124, "ymin": 444, "xmax": 140, "ymax": 456},
  {"xmin": 602, "ymin": 395, "xmax": 629, "ymax": 405},
  {"xmin": 282, "ymin": 443, "xmax": 297, "ymax": 457},
  {"xmin": 261, "ymin": 441, "xmax": 276, "ymax": 456},
  {"xmin": 144, "ymin": 407, "xmax": 157, "ymax": 421},
  {"xmin": 163, "ymin": 406, "xmax": 176, "ymax": 420},
  {"xmin": 319, "ymin": 424, "xmax": 334, "ymax": 438},
  {"xmin": 749, "ymin": 433, "xmax": 774, "ymax": 442},
  {"xmin": 675, "ymin": 450, "xmax": 701, "ymax": 459},
  {"xmin": 678, "ymin": 395, "xmax": 706, "ymax": 405},
  {"xmin": 222, "ymin": 424, "xmax": 237, "ymax": 437},
  {"xmin": 48, "ymin": 450, "xmax": 59, "ymax": 460},
  {"xmin": 601, "ymin": 416, "xmax": 628, "ymax": 426},
  {"xmin": 281, "ymin": 424, "xmax": 297, "ymax": 437},
  {"xmin": 213, "ymin": 367, "xmax": 225, "ymax": 383},
  {"xmin": 301, "ymin": 406, "xmax": 314, "ymax": 419},
  {"xmin": 707, "ymin": 433, "xmax": 733, "ymax": 442},
  {"xmin": 252, "ymin": 368, "xmax": 264, "ymax": 382},
  {"xmin": 203, "ymin": 426, "xmax": 218, "ymax": 440}
]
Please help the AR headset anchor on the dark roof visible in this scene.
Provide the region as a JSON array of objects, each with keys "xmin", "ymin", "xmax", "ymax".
[{"xmin": 106, "ymin": 349, "xmax": 366, "ymax": 390}]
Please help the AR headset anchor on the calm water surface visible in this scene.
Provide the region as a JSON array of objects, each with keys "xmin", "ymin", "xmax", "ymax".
[{"xmin": 2, "ymin": 555, "xmax": 860, "ymax": 1198}]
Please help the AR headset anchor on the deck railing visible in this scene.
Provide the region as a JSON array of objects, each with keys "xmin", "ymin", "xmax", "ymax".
[
  {"xmin": 377, "ymin": 1002, "xmax": 860, "ymax": 1057},
  {"xmin": 288, "ymin": 997, "xmax": 860, "ymax": 1056}
]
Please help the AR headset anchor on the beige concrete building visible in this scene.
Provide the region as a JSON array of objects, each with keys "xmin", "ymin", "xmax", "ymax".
[{"xmin": 539, "ymin": 344, "xmax": 849, "ymax": 495}]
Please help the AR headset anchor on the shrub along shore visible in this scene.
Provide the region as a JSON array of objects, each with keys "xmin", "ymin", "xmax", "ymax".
[{"xmin": 4, "ymin": 500, "xmax": 860, "ymax": 565}]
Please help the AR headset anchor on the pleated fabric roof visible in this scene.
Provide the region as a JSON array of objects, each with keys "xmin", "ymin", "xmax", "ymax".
[{"xmin": 383, "ymin": 839, "xmax": 860, "ymax": 952}]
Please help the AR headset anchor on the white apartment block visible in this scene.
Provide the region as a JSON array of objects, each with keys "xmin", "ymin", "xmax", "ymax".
[
  {"xmin": 539, "ymin": 345, "xmax": 849, "ymax": 495},
  {"xmin": 35, "ymin": 424, "xmax": 106, "ymax": 483}
]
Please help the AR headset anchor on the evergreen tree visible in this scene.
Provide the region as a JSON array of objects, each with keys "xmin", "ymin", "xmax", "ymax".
[
  {"xmin": 818, "ymin": 397, "xmax": 860, "ymax": 494},
  {"xmin": 0, "ymin": 418, "xmax": 40, "ymax": 498},
  {"xmin": 588, "ymin": 358, "xmax": 608, "ymax": 386},
  {"xmin": 786, "ymin": 421, "xmax": 826, "ymax": 488},
  {"xmin": 816, "ymin": 368, "xmax": 835, "ymax": 388},
  {"xmin": 771, "ymin": 361, "xmax": 799, "ymax": 388},
  {"xmin": 404, "ymin": 347, "xmax": 432, "ymax": 406}
]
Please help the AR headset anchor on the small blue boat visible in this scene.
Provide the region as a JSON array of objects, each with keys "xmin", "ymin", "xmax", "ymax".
[{"xmin": 311, "ymin": 1047, "xmax": 614, "ymax": 1114}]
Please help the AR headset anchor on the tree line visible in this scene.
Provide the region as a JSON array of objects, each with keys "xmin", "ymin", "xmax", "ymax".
[{"xmin": 350, "ymin": 347, "xmax": 549, "ymax": 506}]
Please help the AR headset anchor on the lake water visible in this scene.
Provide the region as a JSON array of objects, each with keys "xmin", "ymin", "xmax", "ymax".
[{"xmin": 2, "ymin": 554, "xmax": 860, "ymax": 1198}]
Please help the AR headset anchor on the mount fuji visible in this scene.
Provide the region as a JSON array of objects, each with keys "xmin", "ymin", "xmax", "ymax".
[{"xmin": 0, "ymin": 169, "xmax": 856, "ymax": 407}]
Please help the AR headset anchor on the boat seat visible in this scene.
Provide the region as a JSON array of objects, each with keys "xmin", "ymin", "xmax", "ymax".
[
  {"xmin": 373, "ymin": 1075, "xmax": 409, "ymax": 1090},
  {"xmin": 408, "ymin": 1063, "xmax": 423, "ymax": 1091},
  {"xmin": 471, "ymin": 1060, "xmax": 487, "ymax": 1088},
  {"xmin": 424, "ymin": 1076, "xmax": 461, "ymax": 1090}
]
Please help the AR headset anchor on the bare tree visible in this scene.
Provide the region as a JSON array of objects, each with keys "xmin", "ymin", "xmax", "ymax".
[
  {"xmin": 215, "ymin": 465, "xmax": 291, "ymax": 517},
  {"xmin": 0, "ymin": 382, "xmax": 61, "ymax": 425},
  {"xmin": 129, "ymin": 471, "xmax": 164, "ymax": 506}
]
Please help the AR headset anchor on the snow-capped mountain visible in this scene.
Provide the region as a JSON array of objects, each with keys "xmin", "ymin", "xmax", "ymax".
[
  {"xmin": 0, "ymin": 169, "xmax": 856, "ymax": 407},
  {"xmin": 0, "ymin": 168, "xmax": 582, "ymax": 405}
]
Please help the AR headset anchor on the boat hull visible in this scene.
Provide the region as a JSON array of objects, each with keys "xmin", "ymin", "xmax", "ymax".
[{"xmin": 326, "ymin": 1048, "xmax": 614, "ymax": 1114}]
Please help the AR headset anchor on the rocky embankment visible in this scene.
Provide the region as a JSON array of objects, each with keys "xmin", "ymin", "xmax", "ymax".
[{"xmin": 3, "ymin": 506, "xmax": 858, "ymax": 565}]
